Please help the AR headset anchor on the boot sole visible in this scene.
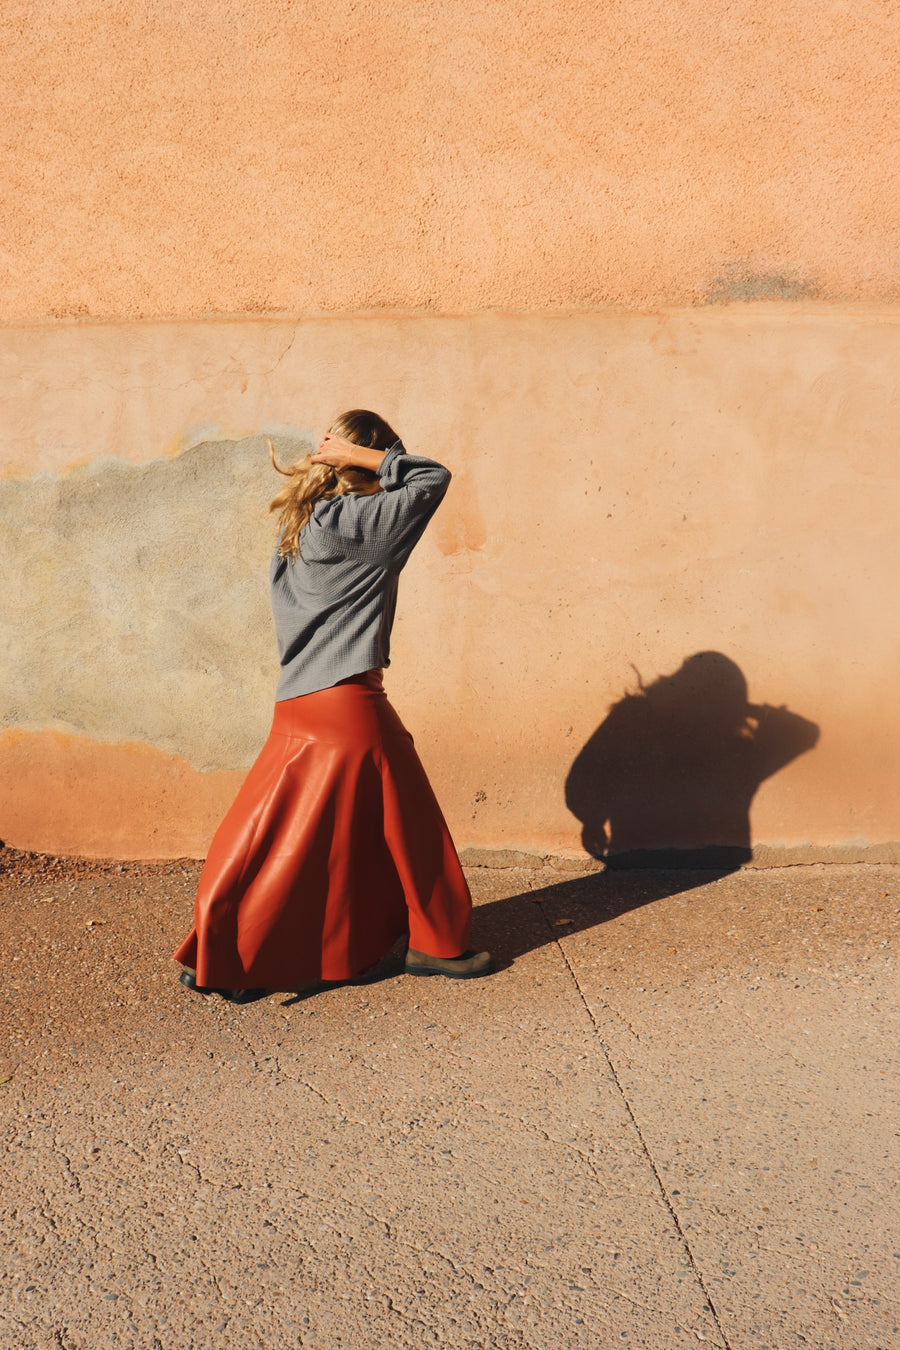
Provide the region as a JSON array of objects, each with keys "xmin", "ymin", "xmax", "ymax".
[{"xmin": 404, "ymin": 963, "xmax": 492, "ymax": 980}]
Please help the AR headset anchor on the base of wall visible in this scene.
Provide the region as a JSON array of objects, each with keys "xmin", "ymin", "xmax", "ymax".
[{"xmin": 458, "ymin": 843, "xmax": 900, "ymax": 870}]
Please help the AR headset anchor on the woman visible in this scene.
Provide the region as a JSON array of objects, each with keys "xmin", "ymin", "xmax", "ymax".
[{"xmin": 174, "ymin": 410, "xmax": 489, "ymax": 1003}]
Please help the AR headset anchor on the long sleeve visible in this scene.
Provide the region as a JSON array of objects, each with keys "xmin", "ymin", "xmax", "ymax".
[{"xmin": 310, "ymin": 441, "xmax": 451, "ymax": 570}]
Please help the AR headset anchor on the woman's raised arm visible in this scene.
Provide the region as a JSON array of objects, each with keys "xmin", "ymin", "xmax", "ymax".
[{"xmin": 313, "ymin": 441, "xmax": 451, "ymax": 570}]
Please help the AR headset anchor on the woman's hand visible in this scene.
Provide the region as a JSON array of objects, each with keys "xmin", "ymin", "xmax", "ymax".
[
  {"xmin": 311, "ymin": 434, "xmax": 387, "ymax": 474},
  {"xmin": 311, "ymin": 433, "xmax": 356, "ymax": 470}
]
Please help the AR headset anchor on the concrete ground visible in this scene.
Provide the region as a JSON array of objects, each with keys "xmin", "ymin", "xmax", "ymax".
[{"xmin": 1, "ymin": 853, "xmax": 898, "ymax": 1350}]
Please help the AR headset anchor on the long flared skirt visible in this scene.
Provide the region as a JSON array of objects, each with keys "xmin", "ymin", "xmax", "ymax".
[{"xmin": 173, "ymin": 671, "xmax": 472, "ymax": 989}]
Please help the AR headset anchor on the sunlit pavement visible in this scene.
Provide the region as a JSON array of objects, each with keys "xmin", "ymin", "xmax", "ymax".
[{"xmin": 2, "ymin": 856, "xmax": 898, "ymax": 1350}]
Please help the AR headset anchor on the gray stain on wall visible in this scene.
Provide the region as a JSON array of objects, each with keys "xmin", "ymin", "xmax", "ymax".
[
  {"xmin": 0, "ymin": 435, "xmax": 313, "ymax": 770},
  {"xmin": 706, "ymin": 264, "xmax": 820, "ymax": 304}
]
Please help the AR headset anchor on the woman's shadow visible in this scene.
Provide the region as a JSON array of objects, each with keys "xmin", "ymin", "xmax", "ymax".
[
  {"xmin": 566, "ymin": 650, "xmax": 820, "ymax": 871},
  {"xmin": 473, "ymin": 651, "xmax": 821, "ymax": 970}
]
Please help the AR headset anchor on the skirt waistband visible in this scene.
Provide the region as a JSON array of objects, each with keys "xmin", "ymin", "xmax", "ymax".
[
  {"xmin": 333, "ymin": 669, "xmax": 384, "ymax": 692},
  {"xmin": 270, "ymin": 669, "xmax": 394, "ymax": 743}
]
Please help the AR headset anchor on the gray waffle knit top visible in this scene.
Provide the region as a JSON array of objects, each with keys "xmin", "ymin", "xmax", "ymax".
[{"xmin": 270, "ymin": 441, "xmax": 451, "ymax": 701}]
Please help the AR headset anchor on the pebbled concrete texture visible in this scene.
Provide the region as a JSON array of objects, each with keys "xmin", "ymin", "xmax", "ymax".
[{"xmin": 2, "ymin": 856, "xmax": 898, "ymax": 1349}]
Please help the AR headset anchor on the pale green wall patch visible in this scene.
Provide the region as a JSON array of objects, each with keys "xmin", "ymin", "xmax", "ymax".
[{"xmin": 0, "ymin": 436, "xmax": 313, "ymax": 770}]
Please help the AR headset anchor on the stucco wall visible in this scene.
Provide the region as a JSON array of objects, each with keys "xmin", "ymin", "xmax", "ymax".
[
  {"xmin": 1, "ymin": 3, "xmax": 898, "ymax": 860},
  {"xmin": 2, "ymin": 312, "xmax": 898, "ymax": 860},
  {"xmin": 1, "ymin": 2, "xmax": 899, "ymax": 319}
]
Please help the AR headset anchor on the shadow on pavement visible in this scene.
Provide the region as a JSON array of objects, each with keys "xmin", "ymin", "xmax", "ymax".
[{"xmin": 474, "ymin": 867, "xmax": 722, "ymax": 973}]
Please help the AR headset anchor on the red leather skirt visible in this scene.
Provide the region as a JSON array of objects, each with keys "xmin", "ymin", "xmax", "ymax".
[{"xmin": 173, "ymin": 671, "xmax": 472, "ymax": 989}]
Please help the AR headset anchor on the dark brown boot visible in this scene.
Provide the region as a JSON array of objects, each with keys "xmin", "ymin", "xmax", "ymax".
[{"xmin": 404, "ymin": 948, "xmax": 492, "ymax": 979}]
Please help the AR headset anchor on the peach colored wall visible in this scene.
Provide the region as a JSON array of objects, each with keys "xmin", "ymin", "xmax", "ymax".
[
  {"xmin": 1, "ymin": 2, "xmax": 899, "ymax": 319},
  {"xmin": 2, "ymin": 312, "xmax": 898, "ymax": 861},
  {"xmin": 1, "ymin": 4, "xmax": 898, "ymax": 861}
]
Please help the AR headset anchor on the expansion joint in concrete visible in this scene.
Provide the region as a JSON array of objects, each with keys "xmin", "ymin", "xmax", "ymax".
[{"xmin": 541, "ymin": 911, "xmax": 734, "ymax": 1350}]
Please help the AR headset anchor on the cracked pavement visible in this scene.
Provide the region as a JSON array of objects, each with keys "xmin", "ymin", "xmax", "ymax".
[{"xmin": 1, "ymin": 854, "xmax": 898, "ymax": 1349}]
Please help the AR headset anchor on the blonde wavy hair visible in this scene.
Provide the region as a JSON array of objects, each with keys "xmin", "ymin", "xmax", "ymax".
[{"xmin": 269, "ymin": 409, "xmax": 399, "ymax": 559}]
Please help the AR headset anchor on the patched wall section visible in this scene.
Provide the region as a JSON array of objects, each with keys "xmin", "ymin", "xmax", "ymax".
[{"xmin": 0, "ymin": 438, "xmax": 290, "ymax": 769}]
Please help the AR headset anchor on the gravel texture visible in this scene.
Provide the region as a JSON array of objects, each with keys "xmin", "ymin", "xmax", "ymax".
[{"xmin": 1, "ymin": 852, "xmax": 898, "ymax": 1349}]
